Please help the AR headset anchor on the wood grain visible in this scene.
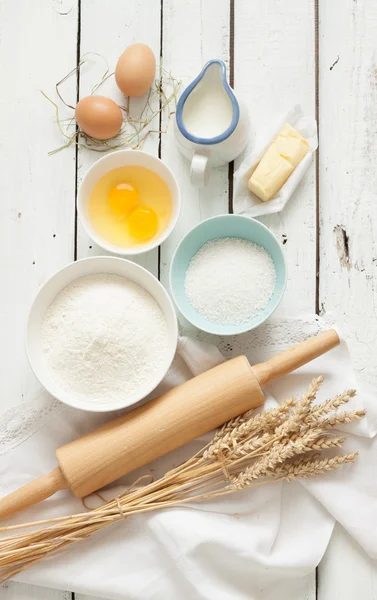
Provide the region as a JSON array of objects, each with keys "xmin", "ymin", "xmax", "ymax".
[
  {"xmin": 0, "ymin": 0, "xmax": 78, "ymax": 598},
  {"xmin": 234, "ymin": 2, "xmax": 317, "ymax": 599},
  {"xmin": 0, "ymin": 582, "xmax": 71, "ymax": 600},
  {"xmin": 0, "ymin": 0, "xmax": 78, "ymax": 406},
  {"xmin": 318, "ymin": 0, "xmax": 377, "ymax": 391},
  {"xmin": 234, "ymin": 0, "xmax": 317, "ymax": 317},
  {"xmin": 0, "ymin": 467, "xmax": 68, "ymax": 521},
  {"xmin": 159, "ymin": 0, "xmax": 231, "ymax": 288},
  {"xmin": 252, "ymin": 328, "xmax": 339, "ymax": 384},
  {"xmin": 76, "ymin": 0, "xmax": 162, "ymax": 275},
  {"xmin": 0, "ymin": 0, "xmax": 376, "ymax": 598},
  {"xmin": 57, "ymin": 356, "xmax": 264, "ymax": 498},
  {"xmin": 318, "ymin": 524, "xmax": 377, "ymax": 599},
  {"xmin": 317, "ymin": 0, "xmax": 377, "ymax": 595}
]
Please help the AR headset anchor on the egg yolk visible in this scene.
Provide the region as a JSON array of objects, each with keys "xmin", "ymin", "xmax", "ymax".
[
  {"xmin": 108, "ymin": 183, "xmax": 138, "ymax": 219},
  {"xmin": 128, "ymin": 206, "xmax": 158, "ymax": 241}
]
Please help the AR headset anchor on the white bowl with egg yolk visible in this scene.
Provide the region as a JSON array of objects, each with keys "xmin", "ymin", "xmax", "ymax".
[{"xmin": 78, "ymin": 149, "xmax": 181, "ymax": 255}]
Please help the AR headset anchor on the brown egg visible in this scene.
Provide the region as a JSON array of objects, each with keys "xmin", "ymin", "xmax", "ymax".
[
  {"xmin": 115, "ymin": 43, "xmax": 156, "ymax": 97},
  {"xmin": 75, "ymin": 96, "xmax": 123, "ymax": 140}
]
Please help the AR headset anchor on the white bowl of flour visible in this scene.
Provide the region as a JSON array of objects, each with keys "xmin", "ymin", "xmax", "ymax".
[{"xmin": 27, "ymin": 257, "xmax": 178, "ymax": 412}]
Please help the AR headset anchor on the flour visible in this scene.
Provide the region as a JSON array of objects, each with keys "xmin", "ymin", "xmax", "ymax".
[
  {"xmin": 184, "ymin": 238, "xmax": 276, "ymax": 325},
  {"xmin": 41, "ymin": 274, "xmax": 169, "ymax": 404}
]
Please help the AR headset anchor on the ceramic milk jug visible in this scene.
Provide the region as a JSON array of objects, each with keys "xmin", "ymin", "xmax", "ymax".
[{"xmin": 174, "ymin": 59, "xmax": 250, "ymax": 187}]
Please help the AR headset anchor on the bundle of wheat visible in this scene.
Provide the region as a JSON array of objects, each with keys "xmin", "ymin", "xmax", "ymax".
[{"xmin": 0, "ymin": 377, "xmax": 364, "ymax": 583}]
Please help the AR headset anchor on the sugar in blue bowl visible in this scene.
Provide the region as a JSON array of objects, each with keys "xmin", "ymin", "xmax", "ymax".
[{"xmin": 169, "ymin": 215, "xmax": 287, "ymax": 335}]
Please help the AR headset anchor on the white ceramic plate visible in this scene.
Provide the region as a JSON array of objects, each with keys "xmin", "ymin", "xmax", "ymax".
[{"xmin": 26, "ymin": 257, "xmax": 178, "ymax": 412}]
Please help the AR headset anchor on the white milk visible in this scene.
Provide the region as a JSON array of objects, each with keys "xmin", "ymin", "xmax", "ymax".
[{"xmin": 182, "ymin": 63, "xmax": 233, "ymax": 139}]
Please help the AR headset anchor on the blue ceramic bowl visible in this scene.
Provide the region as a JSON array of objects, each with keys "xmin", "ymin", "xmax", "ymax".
[{"xmin": 169, "ymin": 215, "xmax": 287, "ymax": 335}]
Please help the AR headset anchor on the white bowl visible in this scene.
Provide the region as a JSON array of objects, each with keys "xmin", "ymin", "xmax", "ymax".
[
  {"xmin": 78, "ymin": 149, "xmax": 181, "ymax": 255},
  {"xmin": 26, "ymin": 257, "xmax": 178, "ymax": 412}
]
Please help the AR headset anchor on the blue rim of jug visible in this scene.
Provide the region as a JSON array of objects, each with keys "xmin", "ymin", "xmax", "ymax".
[{"xmin": 176, "ymin": 59, "xmax": 240, "ymax": 145}]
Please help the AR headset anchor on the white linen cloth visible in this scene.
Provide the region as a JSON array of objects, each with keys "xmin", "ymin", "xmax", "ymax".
[{"xmin": 1, "ymin": 315, "xmax": 377, "ymax": 600}]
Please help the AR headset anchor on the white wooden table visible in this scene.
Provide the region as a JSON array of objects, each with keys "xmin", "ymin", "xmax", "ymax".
[{"xmin": 1, "ymin": 0, "xmax": 377, "ymax": 598}]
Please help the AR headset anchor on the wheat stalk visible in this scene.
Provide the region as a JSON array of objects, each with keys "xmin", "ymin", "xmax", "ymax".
[
  {"xmin": 276, "ymin": 452, "xmax": 359, "ymax": 481},
  {"xmin": 0, "ymin": 377, "xmax": 364, "ymax": 583},
  {"xmin": 311, "ymin": 389, "xmax": 356, "ymax": 418}
]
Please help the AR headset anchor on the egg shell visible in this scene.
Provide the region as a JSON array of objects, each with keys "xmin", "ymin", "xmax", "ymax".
[
  {"xmin": 75, "ymin": 96, "xmax": 123, "ymax": 140},
  {"xmin": 115, "ymin": 43, "xmax": 156, "ymax": 97}
]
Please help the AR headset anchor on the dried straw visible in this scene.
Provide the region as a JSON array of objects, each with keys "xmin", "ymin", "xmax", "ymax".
[
  {"xmin": 0, "ymin": 378, "xmax": 364, "ymax": 582},
  {"xmin": 42, "ymin": 53, "xmax": 181, "ymax": 155}
]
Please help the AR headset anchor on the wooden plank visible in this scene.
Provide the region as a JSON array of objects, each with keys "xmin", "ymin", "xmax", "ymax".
[
  {"xmin": 159, "ymin": 0, "xmax": 230, "ymax": 287},
  {"xmin": 78, "ymin": 2, "xmax": 227, "ymax": 597},
  {"xmin": 318, "ymin": 525, "xmax": 377, "ymax": 599},
  {"xmin": 318, "ymin": 0, "xmax": 377, "ymax": 390},
  {"xmin": 76, "ymin": 0, "xmax": 162, "ymax": 275},
  {"xmin": 234, "ymin": 2, "xmax": 316, "ymax": 598},
  {"xmin": 74, "ymin": 2, "xmax": 161, "ymax": 598},
  {"xmin": 235, "ymin": 0, "xmax": 317, "ymax": 316},
  {"xmin": 76, "ymin": 578, "xmax": 317, "ymax": 600},
  {"xmin": 0, "ymin": 582, "xmax": 71, "ymax": 600},
  {"xmin": 75, "ymin": 596, "xmax": 103, "ymax": 600},
  {"xmin": 0, "ymin": 1, "xmax": 78, "ymax": 598},
  {"xmin": 318, "ymin": 1, "xmax": 377, "ymax": 597},
  {"xmin": 0, "ymin": 0, "xmax": 78, "ymax": 406}
]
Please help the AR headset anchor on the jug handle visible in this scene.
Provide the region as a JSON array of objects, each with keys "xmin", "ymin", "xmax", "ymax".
[{"xmin": 190, "ymin": 153, "xmax": 210, "ymax": 188}]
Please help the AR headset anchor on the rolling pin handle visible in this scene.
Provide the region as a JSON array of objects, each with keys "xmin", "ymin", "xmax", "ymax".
[
  {"xmin": 251, "ymin": 329, "xmax": 340, "ymax": 385},
  {"xmin": 0, "ymin": 467, "xmax": 68, "ymax": 521}
]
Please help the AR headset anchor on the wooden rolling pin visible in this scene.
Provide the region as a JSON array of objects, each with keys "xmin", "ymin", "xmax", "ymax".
[{"xmin": 0, "ymin": 329, "xmax": 339, "ymax": 520}]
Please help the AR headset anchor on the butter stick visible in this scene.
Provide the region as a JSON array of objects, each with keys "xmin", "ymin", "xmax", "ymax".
[{"xmin": 248, "ymin": 123, "xmax": 310, "ymax": 202}]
